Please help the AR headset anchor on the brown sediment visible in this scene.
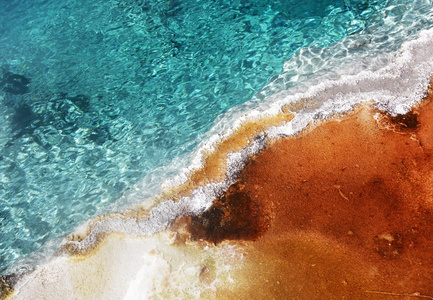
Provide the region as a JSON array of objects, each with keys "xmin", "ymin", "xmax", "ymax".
[
  {"xmin": 62, "ymin": 232, "xmax": 110, "ymax": 259},
  {"xmin": 188, "ymin": 181, "xmax": 274, "ymax": 244},
  {"xmin": 58, "ymin": 111, "xmax": 295, "ymax": 258},
  {"xmin": 61, "ymin": 214, "xmax": 124, "ymax": 257},
  {"xmin": 187, "ymin": 92, "xmax": 433, "ymax": 298},
  {"xmin": 60, "ymin": 112, "xmax": 294, "ymax": 257},
  {"xmin": 0, "ymin": 275, "xmax": 17, "ymax": 300},
  {"xmin": 158, "ymin": 112, "xmax": 295, "ymax": 201}
]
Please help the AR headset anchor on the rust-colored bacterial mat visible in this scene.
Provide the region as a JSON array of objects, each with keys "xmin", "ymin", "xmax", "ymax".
[{"xmin": 183, "ymin": 95, "xmax": 433, "ymax": 299}]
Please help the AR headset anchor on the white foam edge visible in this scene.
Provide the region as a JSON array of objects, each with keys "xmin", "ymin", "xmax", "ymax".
[
  {"xmin": 160, "ymin": 108, "xmax": 277, "ymax": 189},
  {"xmin": 9, "ymin": 8, "xmax": 433, "ymax": 297},
  {"xmin": 2, "ymin": 24, "xmax": 407, "ymax": 267},
  {"xmin": 63, "ymin": 134, "xmax": 266, "ymax": 251},
  {"xmin": 6, "ymin": 25, "xmax": 433, "ymax": 300},
  {"xmin": 68, "ymin": 26, "xmax": 433, "ymax": 251},
  {"xmin": 163, "ymin": 27, "xmax": 433, "ymax": 190}
]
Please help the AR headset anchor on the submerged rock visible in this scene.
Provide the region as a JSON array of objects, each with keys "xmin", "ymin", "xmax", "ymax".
[{"xmin": 0, "ymin": 73, "xmax": 30, "ymax": 95}]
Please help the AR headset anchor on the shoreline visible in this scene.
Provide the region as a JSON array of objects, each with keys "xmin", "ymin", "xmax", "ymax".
[
  {"xmin": 2, "ymin": 26, "xmax": 433, "ymax": 280},
  {"xmin": 3, "ymin": 26, "xmax": 433, "ymax": 298},
  {"xmin": 2, "ymin": 1, "xmax": 433, "ymax": 292},
  {"xmin": 182, "ymin": 88, "xmax": 433, "ymax": 298},
  {"xmin": 3, "ymin": 84, "xmax": 433, "ymax": 299}
]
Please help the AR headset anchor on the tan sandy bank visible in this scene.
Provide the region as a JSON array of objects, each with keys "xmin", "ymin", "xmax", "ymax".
[{"xmin": 4, "ymin": 90, "xmax": 433, "ymax": 299}]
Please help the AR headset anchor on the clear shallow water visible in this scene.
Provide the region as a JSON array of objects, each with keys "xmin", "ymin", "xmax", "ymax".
[{"xmin": 0, "ymin": 0, "xmax": 429, "ymax": 275}]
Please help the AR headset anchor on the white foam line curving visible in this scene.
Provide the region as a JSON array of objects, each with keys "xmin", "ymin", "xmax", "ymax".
[
  {"xmin": 66, "ymin": 27, "xmax": 433, "ymax": 252},
  {"xmin": 164, "ymin": 27, "xmax": 433, "ymax": 190},
  {"xmin": 64, "ymin": 134, "xmax": 267, "ymax": 251}
]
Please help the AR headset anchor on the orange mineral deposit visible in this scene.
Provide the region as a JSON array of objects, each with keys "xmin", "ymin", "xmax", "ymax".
[{"xmin": 187, "ymin": 95, "xmax": 433, "ymax": 299}]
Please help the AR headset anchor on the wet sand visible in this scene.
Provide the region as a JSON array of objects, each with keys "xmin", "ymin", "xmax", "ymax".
[{"xmin": 185, "ymin": 91, "xmax": 433, "ymax": 298}]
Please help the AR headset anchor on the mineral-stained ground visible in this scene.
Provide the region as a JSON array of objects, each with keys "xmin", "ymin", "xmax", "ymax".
[{"xmin": 185, "ymin": 93, "xmax": 433, "ymax": 299}]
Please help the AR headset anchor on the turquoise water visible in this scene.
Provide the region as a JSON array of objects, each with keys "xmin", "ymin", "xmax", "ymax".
[{"xmin": 0, "ymin": 0, "xmax": 428, "ymax": 274}]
